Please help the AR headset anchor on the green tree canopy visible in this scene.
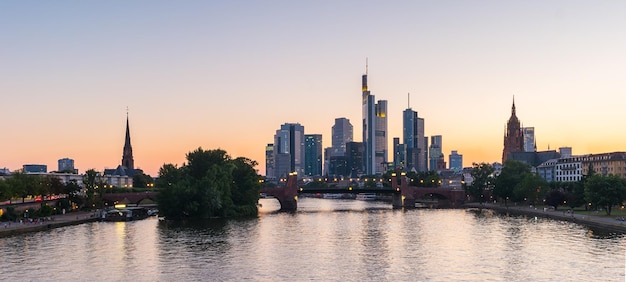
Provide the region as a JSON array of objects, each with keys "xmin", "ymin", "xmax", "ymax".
[
  {"xmin": 584, "ymin": 174, "xmax": 626, "ymax": 216},
  {"xmin": 467, "ymin": 162, "xmax": 495, "ymax": 203},
  {"xmin": 493, "ymin": 160, "xmax": 531, "ymax": 206},
  {"xmin": 157, "ymin": 147, "xmax": 261, "ymax": 219}
]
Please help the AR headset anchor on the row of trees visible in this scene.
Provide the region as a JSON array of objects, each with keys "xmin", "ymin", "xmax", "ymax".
[
  {"xmin": 0, "ymin": 172, "xmax": 82, "ymax": 204},
  {"xmin": 0, "ymin": 168, "xmax": 152, "ymax": 214},
  {"xmin": 156, "ymin": 147, "xmax": 261, "ymax": 219},
  {"xmin": 467, "ymin": 160, "xmax": 626, "ymax": 215}
]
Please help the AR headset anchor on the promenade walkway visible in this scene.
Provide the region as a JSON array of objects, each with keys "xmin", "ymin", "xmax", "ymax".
[
  {"xmin": 0, "ymin": 211, "xmax": 98, "ymax": 237},
  {"xmin": 466, "ymin": 202, "xmax": 626, "ymax": 233}
]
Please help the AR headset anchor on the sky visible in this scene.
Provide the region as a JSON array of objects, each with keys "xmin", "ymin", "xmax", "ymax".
[{"xmin": 2, "ymin": 1, "xmax": 626, "ymax": 177}]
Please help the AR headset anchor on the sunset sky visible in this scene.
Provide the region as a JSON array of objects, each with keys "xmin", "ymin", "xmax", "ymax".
[{"xmin": 2, "ymin": 1, "xmax": 625, "ymax": 177}]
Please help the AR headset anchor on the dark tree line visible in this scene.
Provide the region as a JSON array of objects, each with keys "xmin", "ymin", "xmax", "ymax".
[{"xmin": 467, "ymin": 160, "xmax": 626, "ymax": 215}]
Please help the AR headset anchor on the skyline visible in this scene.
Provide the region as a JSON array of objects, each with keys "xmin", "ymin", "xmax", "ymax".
[{"xmin": 2, "ymin": 1, "xmax": 626, "ymax": 176}]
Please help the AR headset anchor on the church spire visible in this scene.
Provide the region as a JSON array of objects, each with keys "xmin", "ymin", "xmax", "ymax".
[
  {"xmin": 122, "ymin": 110, "xmax": 134, "ymax": 170},
  {"xmin": 511, "ymin": 95, "xmax": 516, "ymax": 116}
]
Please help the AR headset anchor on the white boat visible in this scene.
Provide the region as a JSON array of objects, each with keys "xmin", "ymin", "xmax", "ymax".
[
  {"xmin": 356, "ymin": 193, "xmax": 377, "ymax": 201},
  {"xmin": 323, "ymin": 193, "xmax": 343, "ymax": 199}
]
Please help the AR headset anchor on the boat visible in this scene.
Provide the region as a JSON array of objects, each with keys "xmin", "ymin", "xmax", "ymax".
[
  {"xmin": 323, "ymin": 193, "xmax": 343, "ymax": 199},
  {"xmin": 102, "ymin": 207, "xmax": 150, "ymax": 222},
  {"xmin": 356, "ymin": 193, "xmax": 377, "ymax": 201}
]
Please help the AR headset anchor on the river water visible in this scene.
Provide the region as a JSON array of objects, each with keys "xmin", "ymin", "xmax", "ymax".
[{"xmin": 1, "ymin": 198, "xmax": 625, "ymax": 281}]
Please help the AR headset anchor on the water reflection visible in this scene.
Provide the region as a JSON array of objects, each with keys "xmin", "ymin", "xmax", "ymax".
[{"xmin": 1, "ymin": 200, "xmax": 625, "ymax": 281}]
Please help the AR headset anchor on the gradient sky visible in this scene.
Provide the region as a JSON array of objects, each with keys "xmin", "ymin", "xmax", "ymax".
[{"xmin": 2, "ymin": 1, "xmax": 626, "ymax": 177}]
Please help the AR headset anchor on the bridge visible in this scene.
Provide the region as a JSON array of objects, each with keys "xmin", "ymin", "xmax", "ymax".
[
  {"xmin": 260, "ymin": 172, "xmax": 465, "ymax": 211},
  {"xmin": 101, "ymin": 192, "xmax": 159, "ymax": 206}
]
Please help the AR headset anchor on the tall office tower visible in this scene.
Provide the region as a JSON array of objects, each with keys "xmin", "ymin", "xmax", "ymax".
[
  {"xmin": 362, "ymin": 61, "xmax": 376, "ymax": 175},
  {"xmin": 58, "ymin": 158, "xmax": 75, "ymax": 172},
  {"xmin": 273, "ymin": 123, "xmax": 305, "ymax": 178},
  {"xmin": 429, "ymin": 135, "xmax": 444, "ymax": 171},
  {"xmin": 346, "ymin": 141, "xmax": 364, "ymax": 177},
  {"xmin": 523, "ymin": 127, "xmax": 536, "ymax": 152},
  {"xmin": 403, "ymin": 94, "xmax": 426, "ymax": 172},
  {"xmin": 265, "ymin": 144, "xmax": 275, "ymax": 180},
  {"xmin": 393, "ymin": 137, "xmax": 406, "ymax": 169},
  {"xmin": 374, "ymin": 100, "xmax": 388, "ymax": 173},
  {"xmin": 417, "ymin": 117, "xmax": 426, "ymax": 171},
  {"xmin": 305, "ymin": 134, "xmax": 323, "ymax": 176},
  {"xmin": 324, "ymin": 147, "xmax": 332, "ymax": 175},
  {"xmin": 331, "ymin": 118, "xmax": 353, "ymax": 157},
  {"xmin": 361, "ymin": 61, "xmax": 388, "ymax": 175},
  {"xmin": 449, "ymin": 150, "xmax": 463, "ymax": 172},
  {"xmin": 121, "ymin": 113, "xmax": 134, "ymax": 170},
  {"xmin": 503, "ymin": 98, "xmax": 524, "ymax": 162}
]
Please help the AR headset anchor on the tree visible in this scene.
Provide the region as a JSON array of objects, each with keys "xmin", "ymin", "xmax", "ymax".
[
  {"xmin": 493, "ymin": 160, "xmax": 531, "ymax": 206},
  {"xmin": 132, "ymin": 172, "xmax": 154, "ymax": 188},
  {"xmin": 466, "ymin": 162, "xmax": 494, "ymax": 204},
  {"xmin": 156, "ymin": 164, "xmax": 182, "ymax": 188},
  {"xmin": 584, "ymin": 174, "xmax": 626, "ymax": 216},
  {"xmin": 513, "ymin": 173, "xmax": 547, "ymax": 204},
  {"xmin": 545, "ymin": 190, "xmax": 566, "ymax": 210},
  {"xmin": 157, "ymin": 147, "xmax": 261, "ymax": 219},
  {"xmin": 83, "ymin": 169, "xmax": 101, "ymax": 208},
  {"xmin": 0, "ymin": 179, "xmax": 11, "ymax": 202}
]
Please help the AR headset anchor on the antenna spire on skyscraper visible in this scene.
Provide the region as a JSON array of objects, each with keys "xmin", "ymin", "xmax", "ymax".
[
  {"xmin": 366, "ymin": 57, "xmax": 368, "ymax": 75},
  {"xmin": 407, "ymin": 92, "xmax": 410, "ymax": 109}
]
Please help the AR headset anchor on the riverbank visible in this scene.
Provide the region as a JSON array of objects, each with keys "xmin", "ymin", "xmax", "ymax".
[
  {"xmin": 465, "ymin": 202, "xmax": 626, "ymax": 233},
  {"xmin": 0, "ymin": 211, "xmax": 98, "ymax": 238}
]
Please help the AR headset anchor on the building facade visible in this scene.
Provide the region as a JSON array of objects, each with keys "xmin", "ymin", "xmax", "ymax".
[
  {"xmin": 429, "ymin": 135, "xmax": 444, "ymax": 171},
  {"xmin": 23, "ymin": 164, "xmax": 47, "ymax": 173},
  {"xmin": 403, "ymin": 108, "xmax": 426, "ymax": 172},
  {"xmin": 449, "ymin": 150, "xmax": 463, "ymax": 172},
  {"xmin": 304, "ymin": 134, "xmax": 323, "ymax": 176},
  {"xmin": 555, "ymin": 156, "xmax": 583, "ymax": 182},
  {"xmin": 273, "ymin": 123, "xmax": 305, "ymax": 178},
  {"xmin": 58, "ymin": 158, "xmax": 76, "ymax": 173},
  {"xmin": 265, "ymin": 144, "xmax": 275, "ymax": 180},
  {"xmin": 331, "ymin": 118, "xmax": 353, "ymax": 157},
  {"xmin": 523, "ymin": 127, "xmax": 536, "ymax": 152},
  {"xmin": 346, "ymin": 141, "xmax": 363, "ymax": 177},
  {"xmin": 581, "ymin": 152, "xmax": 626, "ymax": 178}
]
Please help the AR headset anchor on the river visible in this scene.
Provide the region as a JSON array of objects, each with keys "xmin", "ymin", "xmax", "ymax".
[{"xmin": 1, "ymin": 198, "xmax": 625, "ymax": 281}]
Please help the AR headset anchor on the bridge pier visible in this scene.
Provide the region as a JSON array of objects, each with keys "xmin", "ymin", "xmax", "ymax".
[
  {"xmin": 392, "ymin": 172, "xmax": 416, "ymax": 209},
  {"xmin": 260, "ymin": 172, "xmax": 299, "ymax": 212},
  {"xmin": 278, "ymin": 197, "xmax": 297, "ymax": 212}
]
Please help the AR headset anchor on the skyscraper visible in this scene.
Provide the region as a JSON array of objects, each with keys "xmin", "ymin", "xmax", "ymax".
[
  {"xmin": 331, "ymin": 117, "xmax": 353, "ymax": 157},
  {"xmin": 449, "ymin": 150, "xmax": 463, "ymax": 172},
  {"xmin": 429, "ymin": 135, "xmax": 444, "ymax": 171},
  {"xmin": 346, "ymin": 141, "xmax": 364, "ymax": 177},
  {"xmin": 374, "ymin": 100, "xmax": 388, "ymax": 173},
  {"xmin": 273, "ymin": 123, "xmax": 305, "ymax": 178},
  {"xmin": 305, "ymin": 134, "xmax": 323, "ymax": 176},
  {"xmin": 122, "ymin": 113, "xmax": 134, "ymax": 170},
  {"xmin": 503, "ymin": 98, "xmax": 524, "ymax": 162},
  {"xmin": 393, "ymin": 137, "xmax": 405, "ymax": 169},
  {"xmin": 361, "ymin": 61, "xmax": 388, "ymax": 175},
  {"xmin": 403, "ymin": 94, "xmax": 426, "ymax": 172},
  {"xmin": 523, "ymin": 127, "xmax": 536, "ymax": 152},
  {"xmin": 265, "ymin": 144, "xmax": 275, "ymax": 180}
]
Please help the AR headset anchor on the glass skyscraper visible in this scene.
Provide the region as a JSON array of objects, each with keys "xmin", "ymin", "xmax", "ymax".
[
  {"xmin": 305, "ymin": 134, "xmax": 323, "ymax": 176},
  {"xmin": 361, "ymin": 63, "xmax": 388, "ymax": 175},
  {"xmin": 273, "ymin": 123, "xmax": 305, "ymax": 178}
]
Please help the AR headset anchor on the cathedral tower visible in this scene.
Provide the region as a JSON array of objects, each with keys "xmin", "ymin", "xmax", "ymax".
[{"xmin": 502, "ymin": 97, "xmax": 524, "ymax": 163}]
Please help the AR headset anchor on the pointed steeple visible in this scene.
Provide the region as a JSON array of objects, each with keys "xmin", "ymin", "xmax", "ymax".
[
  {"xmin": 122, "ymin": 110, "xmax": 134, "ymax": 170},
  {"xmin": 511, "ymin": 95, "xmax": 516, "ymax": 116}
]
